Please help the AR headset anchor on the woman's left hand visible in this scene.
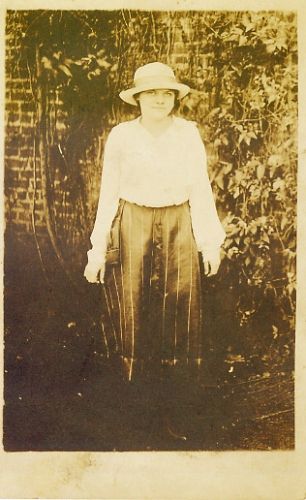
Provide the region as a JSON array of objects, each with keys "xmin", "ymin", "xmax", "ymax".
[{"xmin": 202, "ymin": 252, "xmax": 221, "ymax": 277}]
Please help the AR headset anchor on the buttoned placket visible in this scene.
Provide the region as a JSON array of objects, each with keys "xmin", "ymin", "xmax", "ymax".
[{"xmin": 150, "ymin": 208, "xmax": 164, "ymax": 295}]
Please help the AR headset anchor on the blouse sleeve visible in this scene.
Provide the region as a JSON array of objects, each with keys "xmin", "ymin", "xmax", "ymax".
[
  {"xmin": 188, "ymin": 123, "xmax": 226, "ymax": 259},
  {"xmin": 86, "ymin": 126, "xmax": 121, "ymax": 269}
]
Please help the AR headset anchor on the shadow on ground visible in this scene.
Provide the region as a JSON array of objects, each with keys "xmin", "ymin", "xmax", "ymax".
[{"xmin": 3, "ymin": 232, "xmax": 294, "ymax": 451}]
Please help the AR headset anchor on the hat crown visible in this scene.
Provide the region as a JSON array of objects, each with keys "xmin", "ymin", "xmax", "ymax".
[{"xmin": 134, "ymin": 62, "xmax": 175, "ymax": 83}]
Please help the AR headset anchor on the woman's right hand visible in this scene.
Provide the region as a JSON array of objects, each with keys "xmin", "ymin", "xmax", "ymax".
[{"xmin": 84, "ymin": 262, "xmax": 105, "ymax": 284}]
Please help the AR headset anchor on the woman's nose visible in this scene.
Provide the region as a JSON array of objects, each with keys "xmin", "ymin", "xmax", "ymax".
[{"xmin": 155, "ymin": 92, "xmax": 165, "ymax": 103}]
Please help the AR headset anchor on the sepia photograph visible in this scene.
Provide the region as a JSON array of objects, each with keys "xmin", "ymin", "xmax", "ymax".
[{"xmin": 3, "ymin": 8, "xmax": 298, "ymax": 456}]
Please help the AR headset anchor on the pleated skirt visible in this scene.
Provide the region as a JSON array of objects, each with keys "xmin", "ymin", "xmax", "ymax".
[{"xmin": 101, "ymin": 199, "xmax": 203, "ymax": 382}]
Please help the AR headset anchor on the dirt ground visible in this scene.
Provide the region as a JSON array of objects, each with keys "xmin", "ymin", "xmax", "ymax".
[{"xmin": 3, "ymin": 233, "xmax": 294, "ymax": 451}]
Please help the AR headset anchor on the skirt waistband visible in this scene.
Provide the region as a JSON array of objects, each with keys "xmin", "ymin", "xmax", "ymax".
[{"xmin": 119, "ymin": 198, "xmax": 189, "ymax": 211}]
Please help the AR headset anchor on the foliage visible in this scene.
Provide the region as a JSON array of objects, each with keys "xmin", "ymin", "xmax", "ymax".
[
  {"xmin": 179, "ymin": 11, "xmax": 297, "ymax": 339},
  {"xmin": 6, "ymin": 10, "xmax": 297, "ymax": 343}
]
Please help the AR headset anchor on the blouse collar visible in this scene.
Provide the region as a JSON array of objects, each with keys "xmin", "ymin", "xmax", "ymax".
[{"xmin": 135, "ymin": 115, "xmax": 177, "ymax": 140}]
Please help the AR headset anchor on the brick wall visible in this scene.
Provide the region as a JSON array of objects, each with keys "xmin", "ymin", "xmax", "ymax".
[
  {"xmin": 5, "ymin": 18, "xmax": 45, "ymax": 236},
  {"xmin": 5, "ymin": 17, "xmax": 87, "ymax": 262}
]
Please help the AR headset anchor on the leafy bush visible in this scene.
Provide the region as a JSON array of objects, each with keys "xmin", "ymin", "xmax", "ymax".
[{"xmin": 179, "ymin": 12, "xmax": 297, "ymax": 339}]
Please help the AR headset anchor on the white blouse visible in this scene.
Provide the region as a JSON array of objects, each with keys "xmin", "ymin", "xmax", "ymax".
[{"xmin": 87, "ymin": 116, "xmax": 226, "ymax": 268}]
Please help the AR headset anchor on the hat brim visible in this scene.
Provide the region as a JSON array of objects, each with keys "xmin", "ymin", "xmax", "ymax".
[{"xmin": 119, "ymin": 82, "xmax": 190, "ymax": 106}]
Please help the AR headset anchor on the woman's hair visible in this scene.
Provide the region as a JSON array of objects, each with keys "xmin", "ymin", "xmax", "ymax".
[{"xmin": 134, "ymin": 90, "xmax": 180, "ymax": 113}]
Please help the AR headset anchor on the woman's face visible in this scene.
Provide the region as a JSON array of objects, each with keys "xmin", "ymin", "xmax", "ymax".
[{"xmin": 137, "ymin": 89, "xmax": 176, "ymax": 121}]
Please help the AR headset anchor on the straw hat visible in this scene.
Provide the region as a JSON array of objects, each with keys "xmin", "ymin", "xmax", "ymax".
[{"xmin": 119, "ymin": 62, "xmax": 190, "ymax": 106}]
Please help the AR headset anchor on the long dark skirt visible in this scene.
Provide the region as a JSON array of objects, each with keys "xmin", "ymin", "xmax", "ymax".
[{"xmin": 102, "ymin": 199, "xmax": 203, "ymax": 383}]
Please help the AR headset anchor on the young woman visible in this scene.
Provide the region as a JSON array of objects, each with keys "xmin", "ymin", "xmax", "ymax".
[{"xmin": 84, "ymin": 62, "xmax": 226, "ymax": 441}]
